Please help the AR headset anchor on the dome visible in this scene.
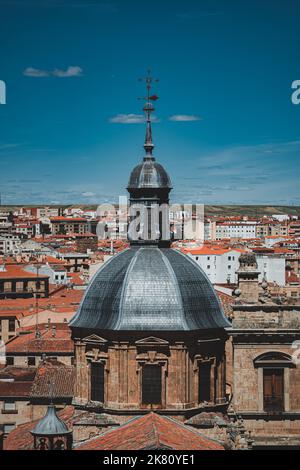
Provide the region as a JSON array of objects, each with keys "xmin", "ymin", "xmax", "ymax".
[
  {"xmin": 70, "ymin": 246, "xmax": 230, "ymax": 331},
  {"xmin": 31, "ymin": 405, "xmax": 71, "ymax": 437},
  {"xmin": 128, "ymin": 158, "xmax": 172, "ymax": 190}
]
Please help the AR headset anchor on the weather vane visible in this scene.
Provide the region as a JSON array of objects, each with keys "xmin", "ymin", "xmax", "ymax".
[
  {"xmin": 138, "ymin": 69, "xmax": 159, "ymax": 157},
  {"xmin": 138, "ymin": 69, "xmax": 159, "ymax": 102}
]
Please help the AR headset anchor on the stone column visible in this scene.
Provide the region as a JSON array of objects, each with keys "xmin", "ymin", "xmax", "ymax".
[{"xmin": 74, "ymin": 341, "xmax": 88, "ymax": 403}]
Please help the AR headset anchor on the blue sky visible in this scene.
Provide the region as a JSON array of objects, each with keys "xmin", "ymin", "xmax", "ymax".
[{"xmin": 0, "ymin": 0, "xmax": 299, "ymax": 205}]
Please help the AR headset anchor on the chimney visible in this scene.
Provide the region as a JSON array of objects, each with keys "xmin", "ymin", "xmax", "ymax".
[
  {"xmin": 236, "ymin": 253, "xmax": 260, "ymax": 303},
  {"xmin": 51, "ymin": 325, "xmax": 56, "ymax": 338}
]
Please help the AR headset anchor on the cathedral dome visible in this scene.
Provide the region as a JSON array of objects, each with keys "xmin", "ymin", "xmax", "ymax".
[
  {"xmin": 70, "ymin": 73, "xmax": 230, "ymax": 334},
  {"xmin": 70, "ymin": 246, "xmax": 230, "ymax": 331},
  {"xmin": 128, "ymin": 158, "xmax": 172, "ymax": 190}
]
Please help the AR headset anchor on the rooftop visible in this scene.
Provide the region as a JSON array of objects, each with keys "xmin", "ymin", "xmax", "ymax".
[
  {"xmin": 4, "ymin": 406, "xmax": 74, "ymax": 450},
  {"xmin": 6, "ymin": 324, "xmax": 73, "ymax": 354},
  {"xmin": 75, "ymin": 412, "xmax": 224, "ymax": 450},
  {"xmin": 30, "ymin": 360, "xmax": 74, "ymax": 399}
]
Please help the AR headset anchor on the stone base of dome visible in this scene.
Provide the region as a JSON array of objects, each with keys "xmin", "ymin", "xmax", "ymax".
[{"xmin": 73, "ymin": 331, "xmax": 228, "ymax": 415}]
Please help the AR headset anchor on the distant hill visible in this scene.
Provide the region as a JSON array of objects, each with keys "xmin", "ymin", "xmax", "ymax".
[{"xmin": 1, "ymin": 204, "xmax": 300, "ymax": 217}]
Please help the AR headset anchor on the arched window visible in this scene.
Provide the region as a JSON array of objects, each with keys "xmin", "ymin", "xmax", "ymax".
[
  {"xmin": 254, "ymin": 352, "xmax": 293, "ymax": 368},
  {"xmin": 90, "ymin": 362, "xmax": 104, "ymax": 402},
  {"xmin": 254, "ymin": 352, "xmax": 294, "ymax": 413}
]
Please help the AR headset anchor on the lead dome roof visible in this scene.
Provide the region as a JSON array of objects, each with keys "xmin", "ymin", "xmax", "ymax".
[
  {"xmin": 70, "ymin": 246, "xmax": 230, "ymax": 331},
  {"xmin": 127, "ymin": 158, "xmax": 172, "ymax": 190}
]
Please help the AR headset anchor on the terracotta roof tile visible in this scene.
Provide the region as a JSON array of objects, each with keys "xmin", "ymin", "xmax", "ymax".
[
  {"xmin": 76, "ymin": 413, "xmax": 224, "ymax": 450},
  {"xmin": 6, "ymin": 325, "xmax": 74, "ymax": 353},
  {"xmin": 0, "ymin": 381, "xmax": 32, "ymax": 397},
  {"xmin": 0, "ymin": 265, "xmax": 49, "ymax": 279},
  {"xmin": 30, "ymin": 362, "xmax": 75, "ymax": 399}
]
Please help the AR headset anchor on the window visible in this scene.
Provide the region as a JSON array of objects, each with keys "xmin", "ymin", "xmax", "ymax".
[
  {"xmin": 207, "ymin": 265, "xmax": 210, "ymax": 269},
  {"xmin": 142, "ymin": 364, "xmax": 162, "ymax": 405},
  {"xmin": 4, "ymin": 401, "xmax": 16, "ymax": 412},
  {"xmin": 8, "ymin": 319, "xmax": 15, "ymax": 332},
  {"xmin": 198, "ymin": 362, "xmax": 211, "ymax": 403},
  {"xmin": 263, "ymin": 369, "xmax": 284, "ymax": 412},
  {"xmin": 228, "ymin": 265, "xmax": 231, "ymax": 270},
  {"xmin": 196, "ymin": 257, "xmax": 199, "ymax": 261},
  {"xmin": 28, "ymin": 356, "xmax": 36, "ymax": 366},
  {"xmin": 228, "ymin": 256, "xmax": 231, "ymax": 261},
  {"xmin": 90, "ymin": 362, "xmax": 104, "ymax": 402},
  {"xmin": 6, "ymin": 356, "xmax": 14, "ymax": 366},
  {"xmin": 4, "ymin": 423, "xmax": 15, "ymax": 435}
]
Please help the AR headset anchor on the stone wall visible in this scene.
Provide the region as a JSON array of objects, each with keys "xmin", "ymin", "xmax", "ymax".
[{"xmin": 73, "ymin": 332, "xmax": 227, "ymax": 412}]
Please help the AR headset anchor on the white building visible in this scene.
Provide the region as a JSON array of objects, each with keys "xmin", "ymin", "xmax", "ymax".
[
  {"xmin": 214, "ymin": 222, "xmax": 257, "ymax": 240},
  {"xmin": 264, "ymin": 236, "xmax": 288, "ymax": 247},
  {"xmin": 272, "ymin": 214, "xmax": 289, "ymax": 222},
  {"xmin": 256, "ymin": 254, "xmax": 285, "ymax": 286},
  {"xmin": 182, "ymin": 247, "xmax": 285, "ymax": 286},
  {"xmin": 24, "ymin": 263, "xmax": 68, "ymax": 285},
  {"xmin": 0, "ymin": 235, "xmax": 22, "ymax": 255}
]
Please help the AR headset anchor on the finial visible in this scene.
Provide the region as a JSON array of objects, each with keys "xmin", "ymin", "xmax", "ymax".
[
  {"xmin": 48, "ymin": 377, "xmax": 55, "ymax": 405},
  {"xmin": 138, "ymin": 69, "xmax": 159, "ymax": 159}
]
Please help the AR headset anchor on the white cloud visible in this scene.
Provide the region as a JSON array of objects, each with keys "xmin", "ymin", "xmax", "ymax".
[
  {"xmin": 23, "ymin": 67, "xmax": 50, "ymax": 77},
  {"xmin": 23, "ymin": 65, "xmax": 83, "ymax": 77},
  {"xmin": 52, "ymin": 66, "xmax": 83, "ymax": 77},
  {"xmin": 109, "ymin": 113, "xmax": 161, "ymax": 123},
  {"xmin": 109, "ymin": 114, "xmax": 145, "ymax": 124},
  {"xmin": 82, "ymin": 192, "xmax": 96, "ymax": 197},
  {"xmin": 169, "ymin": 114, "xmax": 202, "ymax": 122},
  {"xmin": 0, "ymin": 143, "xmax": 22, "ymax": 150}
]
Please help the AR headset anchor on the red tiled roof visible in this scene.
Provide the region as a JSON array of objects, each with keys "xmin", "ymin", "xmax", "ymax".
[
  {"xmin": 181, "ymin": 247, "xmax": 245, "ymax": 256},
  {"xmin": 286, "ymin": 271, "xmax": 300, "ymax": 284},
  {"xmin": 30, "ymin": 361, "xmax": 74, "ymax": 399},
  {"xmin": 0, "ymin": 381, "xmax": 32, "ymax": 397},
  {"xmin": 45, "ymin": 256, "xmax": 65, "ymax": 264},
  {"xmin": 0, "ymin": 287, "xmax": 83, "ymax": 319},
  {"xmin": 76, "ymin": 413, "xmax": 224, "ymax": 450},
  {"xmin": 50, "ymin": 217, "xmax": 87, "ymax": 222},
  {"xmin": 215, "ymin": 290, "xmax": 234, "ymax": 319},
  {"xmin": 6, "ymin": 325, "xmax": 74, "ymax": 353},
  {"xmin": 0, "ymin": 264, "xmax": 49, "ymax": 279},
  {"xmin": 68, "ymin": 272, "xmax": 85, "ymax": 285}
]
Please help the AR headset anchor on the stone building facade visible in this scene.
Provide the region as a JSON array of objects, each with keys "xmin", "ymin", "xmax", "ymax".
[
  {"xmin": 230, "ymin": 253, "xmax": 300, "ymax": 448},
  {"xmin": 73, "ymin": 330, "xmax": 228, "ymax": 414}
]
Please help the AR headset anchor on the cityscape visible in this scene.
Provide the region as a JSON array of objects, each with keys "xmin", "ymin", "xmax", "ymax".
[{"xmin": 0, "ymin": 0, "xmax": 300, "ymax": 457}]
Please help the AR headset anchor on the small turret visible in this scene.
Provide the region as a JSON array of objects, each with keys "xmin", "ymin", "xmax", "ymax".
[{"xmin": 31, "ymin": 404, "xmax": 72, "ymax": 450}]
